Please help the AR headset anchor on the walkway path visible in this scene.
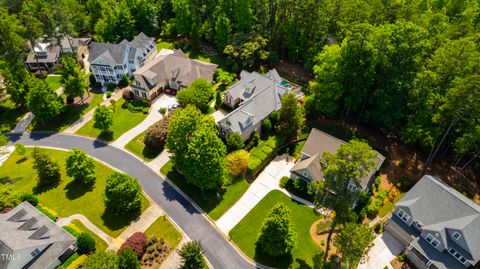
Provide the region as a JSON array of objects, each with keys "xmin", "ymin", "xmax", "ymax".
[
  {"xmin": 160, "ymin": 238, "xmax": 188, "ymax": 269},
  {"xmin": 216, "ymin": 154, "xmax": 295, "ymax": 234},
  {"xmin": 147, "ymin": 150, "xmax": 171, "ymax": 172},
  {"xmin": 107, "ymin": 203, "xmax": 164, "ymax": 251},
  {"xmin": 9, "ymin": 133, "xmax": 255, "ymax": 269},
  {"xmin": 112, "ymin": 94, "xmax": 177, "ymax": 148},
  {"xmin": 63, "ymin": 90, "xmax": 122, "ymax": 134},
  {"xmin": 57, "ymin": 214, "xmax": 114, "ymax": 245}
]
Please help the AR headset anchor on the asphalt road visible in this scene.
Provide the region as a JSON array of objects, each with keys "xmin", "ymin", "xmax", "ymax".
[{"xmin": 8, "ymin": 132, "xmax": 258, "ymax": 269}]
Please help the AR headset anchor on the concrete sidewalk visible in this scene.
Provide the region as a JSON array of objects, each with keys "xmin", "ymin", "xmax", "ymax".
[
  {"xmin": 216, "ymin": 154, "xmax": 295, "ymax": 234},
  {"xmin": 148, "ymin": 149, "xmax": 171, "ymax": 171},
  {"xmin": 57, "ymin": 214, "xmax": 114, "ymax": 245},
  {"xmin": 112, "ymin": 94, "xmax": 178, "ymax": 148},
  {"xmin": 63, "ymin": 90, "xmax": 122, "ymax": 134}
]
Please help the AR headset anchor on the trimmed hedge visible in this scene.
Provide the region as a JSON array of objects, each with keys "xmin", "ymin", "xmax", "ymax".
[
  {"xmin": 247, "ymin": 157, "xmax": 262, "ymax": 172},
  {"xmin": 250, "ymin": 148, "xmax": 267, "ymax": 160},
  {"xmin": 261, "ymin": 146, "xmax": 273, "ymax": 155},
  {"xmin": 65, "ymin": 254, "xmax": 87, "ymax": 269}
]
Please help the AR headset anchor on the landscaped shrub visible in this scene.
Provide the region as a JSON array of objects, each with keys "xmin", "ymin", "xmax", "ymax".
[
  {"xmin": 395, "ymin": 176, "xmax": 415, "ymax": 192},
  {"xmin": 107, "ymin": 83, "xmax": 117, "ymax": 91},
  {"xmin": 118, "ymin": 75, "xmax": 129, "ymax": 88},
  {"xmin": 0, "ymin": 184, "xmax": 20, "ymax": 211},
  {"xmin": 66, "ymin": 255, "xmax": 88, "ymax": 269},
  {"xmin": 285, "ymin": 178, "xmax": 314, "ymax": 201},
  {"xmin": 77, "ymin": 232, "xmax": 96, "ymax": 254},
  {"xmin": 89, "ymin": 73, "xmax": 96, "ymax": 87},
  {"xmin": 142, "ymin": 107, "xmax": 149, "ymax": 114},
  {"xmin": 120, "ymin": 232, "xmax": 148, "ymax": 258},
  {"xmin": 227, "ymin": 132, "xmax": 244, "ymax": 152},
  {"xmin": 158, "ymin": 107, "xmax": 166, "ymax": 115},
  {"xmin": 279, "ymin": 176, "xmax": 289, "ymax": 188},
  {"xmin": 250, "ymin": 148, "xmax": 267, "ymax": 160},
  {"xmin": 106, "ymin": 92, "xmax": 112, "ymax": 98},
  {"xmin": 122, "ymin": 88, "xmax": 133, "ymax": 100},
  {"xmin": 270, "ymin": 111, "xmax": 280, "ymax": 126},
  {"xmin": 63, "ymin": 223, "xmax": 82, "ymax": 238},
  {"xmin": 35, "ymin": 204, "xmax": 58, "ymax": 221},
  {"xmin": 262, "ymin": 119, "xmax": 272, "ymax": 134},
  {"xmin": 19, "ymin": 192, "xmax": 38, "ymax": 206},
  {"xmin": 143, "ymin": 115, "xmax": 170, "ymax": 150},
  {"xmin": 373, "ymin": 222, "xmax": 384, "ymax": 234},
  {"xmin": 261, "ymin": 146, "xmax": 273, "ymax": 155},
  {"xmin": 247, "ymin": 156, "xmax": 262, "ymax": 172}
]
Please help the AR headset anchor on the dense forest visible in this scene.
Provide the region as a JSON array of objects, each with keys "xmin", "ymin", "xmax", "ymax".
[{"xmin": 0, "ymin": 0, "xmax": 479, "ymax": 172}]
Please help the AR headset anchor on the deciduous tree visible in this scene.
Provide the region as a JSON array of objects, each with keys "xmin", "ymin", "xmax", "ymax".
[
  {"xmin": 257, "ymin": 203, "xmax": 296, "ymax": 257},
  {"xmin": 178, "ymin": 240, "xmax": 205, "ymax": 269},
  {"xmin": 104, "ymin": 172, "xmax": 142, "ymax": 214},
  {"xmin": 26, "ymin": 76, "xmax": 64, "ymax": 122},
  {"xmin": 334, "ymin": 223, "xmax": 375, "ymax": 269},
  {"xmin": 176, "ymin": 79, "xmax": 214, "ymax": 113},
  {"xmin": 226, "ymin": 150, "xmax": 249, "ymax": 177},
  {"xmin": 32, "ymin": 147, "xmax": 61, "ymax": 187},
  {"xmin": 93, "ymin": 105, "xmax": 113, "ymax": 132},
  {"xmin": 276, "ymin": 93, "xmax": 305, "ymax": 140},
  {"xmin": 65, "ymin": 148, "xmax": 96, "ymax": 184}
]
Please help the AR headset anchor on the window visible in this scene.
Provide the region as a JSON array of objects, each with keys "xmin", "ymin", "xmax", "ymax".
[
  {"xmin": 31, "ymin": 248, "xmax": 40, "ymax": 257},
  {"xmin": 141, "ymin": 92, "xmax": 147, "ymax": 98},
  {"xmin": 448, "ymin": 248, "xmax": 468, "ymax": 265},
  {"xmin": 452, "ymin": 232, "xmax": 461, "ymax": 240},
  {"xmin": 415, "ymin": 222, "xmax": 424, "ymax": 230},
  {"xmin": 347, "ymin": 183, "xmax": 357, "ymax": 192},
  {"xmin": 397, "ymin": 209, "xmax": 410, "ymax": 222},
  {"xmin": 425, "ymin": 234, "xmax": 440, "ymax": 248},
  {"xmin": 303, "ymin": 171, "xmax": 309, "ymax": 177}
]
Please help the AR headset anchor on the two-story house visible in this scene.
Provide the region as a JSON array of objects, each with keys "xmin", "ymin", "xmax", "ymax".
[
  {"xmin": 0, "ymin": 202, "xmax": 76, "ymax": 269},
  {"xmin": 217, "ymin": 69, "xmax": 300, "ymax": 142},
  {"xmin": 289, "ymin": 128, "xmax": 385, "ymax": 193},
  {"xmin": 88, "ymin": 32, "xmax": 156, "ymax": 85},
  {"xmin": 384, "ymin": 175, "xmax": 480, "ymax": 269},
  {"xmin": 131, "ymin": 49, "xmax": 217, "ymax": 101}
]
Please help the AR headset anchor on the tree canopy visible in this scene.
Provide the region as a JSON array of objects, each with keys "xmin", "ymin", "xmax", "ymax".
[
  {"xmin": 104, "ymin": 172, "xmax": 142, "ymax": 214},
  {"xmin": 334, "ymin": 223, "xmax": 375, "ymax": 269},
  {"xmin": 176, "ymin": 79, "xmax": 214, "ymax": 113},
  {"xmin": 65, "ymin": 148, "xmax": 96, "ymax": 184}
]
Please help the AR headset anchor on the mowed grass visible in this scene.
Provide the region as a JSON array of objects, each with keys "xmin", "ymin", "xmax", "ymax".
[
  {"xmin": 160, "ymin": 161, "xmax": 250, "ymax": 220},
  {"xmin": 125, "ymin": 130, "xmax": 162, "ymax": 161},
  {"xmin": 0, "ymin": 98, "xmax": 25, "ymax": 133},
  {"xmin": 0, "ymin": 148, "xmax": 149, "ymax": 237},
  {"xmin": 30, "ymin": 90, "xmax": 104, "ymax": 132},
  {"xmin": 145, "ymin": 217, "xmax": 182, "ymax": 249},
  {"xmin": 45, "ymin": 75, "xmax": 62, "ymax": 91},
  {"xmin": 66, "ymin": 220, "xmax": 109, "ymax": 252},
  {"xmin": 76, "ymin": 99, "xmax": 147, "ymax": 142},
  {"xmin": 156, "ymin": 39, "xmax": 174, "ymax": 50},
  {"xmin": 229, "ymin": 190, "xmax": 323, "ymax": 269}
]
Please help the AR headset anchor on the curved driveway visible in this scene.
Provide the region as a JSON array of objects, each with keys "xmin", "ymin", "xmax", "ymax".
[{"xmin": 8, "ymin": 132, "xmax": 257, "ymax": 269}]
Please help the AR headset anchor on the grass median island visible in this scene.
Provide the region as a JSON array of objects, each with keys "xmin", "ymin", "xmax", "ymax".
[
  {"xmin": 145, "ymin": 216, "xmax": 182, "ymax": 249},
  {"xmin": 160, "ymin": 160, "xmax": 249, "ymax": 220},
  {"xmin": 76, "ymin": 99, "xmax": 148, "ymax": 142},
  {"xmin": 0, "ymin": 148, "xmax": 149, "ymax": 237},
  {"xmin": 229, "ymin": 190, "xmax": 323, "ymax": 269},
  {"xmin": 125, "ymin": 130, "xmax": 162, "ymax": 161}
]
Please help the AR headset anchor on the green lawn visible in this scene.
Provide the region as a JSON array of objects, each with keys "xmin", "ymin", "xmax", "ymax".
[
  {"xmin": 160, "ymin": 161, "xmax": 250, "ymax": 220},
  {"xmin": 156, "ymin": 39, "xmax": 174, "ymax": 50},
  {"xmin": 76, "ymin": 99, "xmax": 148, "ymax": 142},
  {"xmin": 71, "ymin": 220, "xmax": 109, "ymax": 251},
  {"xmin": 0, "ymin": 98, "xmax": 26, "ymax": 133},
  {"xmin": 0, "ymin": 148, "xmax": 149, "ymax": 237},
  {"xmin": 229, "ymin": 190, "xmax": 323, "ymax": 269},
  {"xmin": 145, "ymin": 217, "xmax": 182, "ymax": 249},
  {"xmin": 30, "ymin": 90, "xmax": 104, "ymax": 132},
  {"xmin": 45, "ymin": 75, "xmax": 62, "ymax": 91},
  {"xmin": 124, "ymin": 130, "xmax": 162, "ymax": 161}
]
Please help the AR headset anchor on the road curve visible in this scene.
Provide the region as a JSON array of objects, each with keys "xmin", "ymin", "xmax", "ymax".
[{"xmin": 8, "ymin": 132, "xmax": 258, "ymax": 269}]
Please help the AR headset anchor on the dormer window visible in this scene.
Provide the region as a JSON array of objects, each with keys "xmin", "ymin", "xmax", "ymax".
[
  {"xmin": 31, "ymin": 248, "xmax": 40, "ymax": 257},
  {"xmin": 303, "ymin": 171, "xmax": 309, "ymax": 177},
  {"xmin": 425, "ymin": 234, "xmax": 440, "ymax": 248},
  {"xmin": 397, "ymin": 209, "xmax": 410, "ymax": 223},
  {"xmin": 415, "ymin": 222, "xmax": 424, "ymax": 230},
  {"xmin": 452, "ymin": 232, "xmax": 461, "ymax": 240},
  {"xmin": 347, "ymin": 183, "xmax": 357, "ymax": 192}
]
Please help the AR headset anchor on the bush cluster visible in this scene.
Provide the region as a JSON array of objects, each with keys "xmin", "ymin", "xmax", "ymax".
[
  {"xmin": 143, "ymin": 115, "xmax": 170, "ymax": 150},
  {"xmin": 120, "ymin": 232, "xmax": 147, "ymax": 258},
  {"xmin": 77, "ymin": 232, "xmax": 96, "ymax": 254}
]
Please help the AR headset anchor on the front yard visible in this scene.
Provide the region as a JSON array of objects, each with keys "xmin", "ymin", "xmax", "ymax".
[
  {"xmin": 45, "ymin": 75, "xmax": 62, "ymax": 91},
  {"xmin": 76, "ymin": 99, "xmax": 148, "ymax": 142},
  {"xmin": 0, "ymin": 147, "xmax": 149, "ymax": 237},
  {"xmin": 229, "ymin": 190, "xmax": 323, "ymax": 269},
  {"xmin": 125, "ymin": 130, "xmax": 162, "ymax": 161},
  {"xmin": 160, "ymin": 161, "xmax": 249, "ymax": 220},
  {"xmin": 0, "ymin": 98, "xmax": 26, "ymax": 133}
]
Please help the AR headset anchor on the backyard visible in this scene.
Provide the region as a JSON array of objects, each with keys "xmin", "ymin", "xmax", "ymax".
[
  {"xmin": 76, "ymin": 99, "xmax": 148, "ymax": 142},
  {"xmin": 160, "ymin": 160, "xmax": 249, "ymax": 220},
  {"xmin": 125, "ymin": 130, "xmax": 162, "ymax": 161},
  {"xmin": 45, "ymin": 75, "xmax": 63, "ymax": 91},
  {"xmin": 229, "ymin": 190, "xmax": 323, "ymax": 269},
  {"xmin": 0, "ymin": 147, "xmax": 149, "ymax": 237}
]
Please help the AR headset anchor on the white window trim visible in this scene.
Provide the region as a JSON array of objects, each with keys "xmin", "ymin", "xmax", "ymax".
[
  {"xmin": 397, "ymin": 209, "xmax": 410, "ymax": 223},
  {"xmin": 452, "ymin": 231, "xmax": 462, "ymax": 240},
  {"xmin": 448, "ymin": 248, "xmax": 468, "ymax": 265},
  {"xmin": 415, "ymin": 222, "xmax": 424, "ymax": 230},
  {"xmin": 347, "ymin": 183, "xmax": 357, "ymax": 192},
  {"xmin": 302, "ymin": 170, "xmax": 309, "ymax": 177},
  {"xmin": 425, "ymin": 234, "xmax": 440, "ymax": 248}
]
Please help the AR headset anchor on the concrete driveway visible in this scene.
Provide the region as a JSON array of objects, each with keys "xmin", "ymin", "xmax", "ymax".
[
  {"xmin": 112, "ymin": 94, "xmax": 178, "ymax": 148},
  {"xmin": 357, "ymin": 231, "xmax": 404, "ymax": 269},
  {"xmin": 211, "ymin": 109, "xmax": 228, "ymax": 123}
]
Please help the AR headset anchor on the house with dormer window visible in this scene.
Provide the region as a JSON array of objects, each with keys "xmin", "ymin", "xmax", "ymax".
[
  {"xmin": 0, "ymin": 202, "xmax": 76, "ymax": 269},
  {"xmin": 384, "ymin": 175, "xmax": 480, "ymax": 269},
  {"xmin": 88, "ymin": 32, "xmax": 156, "ymax": 85},
  {"xmin": 217, "ymin": 69, "xmax": 301, "ymax": 142},
  {"xmin": 289, "ymin": 128, "xmax": 385, "ymax": 196},
  {"xmin": 131, "ymin": 49, "xmax": 217, "ymax": 101}
]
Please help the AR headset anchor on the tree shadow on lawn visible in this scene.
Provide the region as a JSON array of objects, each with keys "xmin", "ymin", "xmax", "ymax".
[
  {"xmin": 32, "ymin": 103, "xmax": 89, "ymax": 132},
  {"xmin": 142, "ymin": 146, "xmax": 162, "ymax": 160},
  {"xmin": 101, "ymin": 206, "xmax": 141, "ymax": 232},
  {"xmin": 97, "ymin": 130, "xmax": 114, "ymax": 142},
  {"xmin": 33, "ymin": 178, "xmax": 61, "ymax": 194},
  {"xmin": 253, "ymin": 244, "xmax": 293, "ymax": 269},
  {"xmin": 64, "ymin": 179, "xmax": 94, "ymax": 200}
]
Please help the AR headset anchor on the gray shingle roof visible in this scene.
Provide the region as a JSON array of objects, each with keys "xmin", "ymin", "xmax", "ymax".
[
  {"xmin": 0, "ymin": 202, "xmax": 76, "ymax": 269},
  {"xmin": 292, "ymin": 128, "xmax": 384, "ymax": 189},
  {"xmin": 130, "ymin": 32, "xmax": 154, "ymax": 49},
  {"xmin": 290, "ymin": 154, "xmax": 323, "ymax": 181},
  {"xmin": 132, "ymin": 49, "xmax": 217, "ymax": 92},
  {"xmin": 397, "ymin": 175, "xmax": 480, "ymax": 265}
]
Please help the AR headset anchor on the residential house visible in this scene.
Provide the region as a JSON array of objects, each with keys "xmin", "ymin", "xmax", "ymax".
[
  {"xmin": 0, "ymin": 202, "xmax": 76, "ymax": 269},
  {"xmin": 25, "ymin": 35, "xmax": 90, "ymax": 72},
  {"xmin": 289, "ymin": 128, "xmax": 385, "ymax": 192},
  {"xmin": 131, "ymin": 49, "xmax": 217, "ymax": 101},
  {"xmin": 384, "ymin": 175, "xmax": 480, "ymax": 269},
  {"xmin": 217, "ymin": 69, "xmax": 300, "ymax": 142},
  {"xmin": 88, "ymin": 32, "xmax": 156, "ymax": 86}
]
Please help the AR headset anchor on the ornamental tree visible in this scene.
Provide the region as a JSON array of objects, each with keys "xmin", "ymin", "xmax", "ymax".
[
  {"xmin": 276, "ymin": 93, "xmax": 305, "ymax": 140},
  {"xmin": 32, "ymin": 147, "xmax": 61, "ymax": 187},
  {"xmin": 26, "ymin": 76, "xmax": 64, "ymax": 122},
  {"xmin": 176, "ymin": 79, "xmax": 214, "ymax": 113},
  {"xmin": 104, "ymin": 172, "xmax": 142, "ymax": 215},
  {"xmin": 118, "ymin": 248, "xmax": 141, "ymax": 269},
  {"xmin": 178, "ymin": 240, "xmax": 205, "ymax": 269},
  {"xmin": 93, "ymin": 105, "xmax": 113, "ymax": 132},
  {"xmin": 143, "ymin": 115, "xmax": 170, "ymax": 150},
  {"xmin": 334, "ymin": 223, "xmax": 375, "ymax": 269},
  {"xmin": 226, "ymin": 150, "xmax": 249, "ymax": 177},
  {"xmin": 65, "ymin": 148, "xmax": 96, "ymax": 184},
  {"xmin": 119, "ymin": 232, "xmax": 147, "ymax": 258},
  {"xmin": 226, "ymin": 132, "xmax": 244, "ymax": 152},
  {"xmin": 257, "ymin": 203, "xmax": 297, "ymax": 257},
  {"xmin": 77, "ymin": 232, "xmax": 96, "ymax": 254}
]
